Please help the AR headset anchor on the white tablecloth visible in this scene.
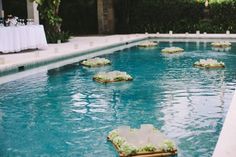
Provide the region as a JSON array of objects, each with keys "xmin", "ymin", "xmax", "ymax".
[{"xmin": 0, "ymin": 25, "xmax": 47, "ymax": 53}]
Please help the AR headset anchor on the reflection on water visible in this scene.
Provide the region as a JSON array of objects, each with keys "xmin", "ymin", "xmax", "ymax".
[
  {"xmin": 212, "ymin": 47, "xmax": 231, "ymax": 52},
  {"xmin": 0, "ymin": 42, "xmax": 235, "ymax": 157}
]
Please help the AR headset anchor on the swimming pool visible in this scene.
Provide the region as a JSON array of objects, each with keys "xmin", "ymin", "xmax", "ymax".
[{"xmin": 0, "ymin": 41, "xmax": 235, "ymax": 157}]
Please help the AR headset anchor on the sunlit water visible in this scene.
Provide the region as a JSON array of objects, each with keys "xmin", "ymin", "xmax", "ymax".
[{"xmin": 0, "ymin": 41, "xmax": 236, "ymax": 157}]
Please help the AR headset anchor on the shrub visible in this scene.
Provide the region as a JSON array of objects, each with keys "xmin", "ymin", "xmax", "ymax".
[{"xmin": 114, "ymin": 0, "xmax": 236, "ymax": 33}]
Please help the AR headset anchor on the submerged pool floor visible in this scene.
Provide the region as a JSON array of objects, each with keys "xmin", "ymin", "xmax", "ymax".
[{"xmin": 0, "ymin": 41, "xmax": 236, "ymax": 157}]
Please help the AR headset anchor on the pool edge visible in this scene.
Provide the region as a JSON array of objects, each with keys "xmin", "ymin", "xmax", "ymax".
[
  {"xmin": 0, "ymin": 37, "xmax": 147, "ymax": 77},
  {"xmin": 212, "ymin": 89, "xmax": 236, "ymax": 157}
]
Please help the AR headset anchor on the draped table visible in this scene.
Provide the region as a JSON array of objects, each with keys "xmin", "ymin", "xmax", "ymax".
[{"xmin": 0, "ymin": 25, "xmax": 47, "ymax": 53}]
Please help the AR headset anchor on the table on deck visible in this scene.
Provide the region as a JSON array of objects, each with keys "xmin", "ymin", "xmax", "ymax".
[{"xmin": 0, "ymin": 25, "xmax": 47, "ymax": 53}]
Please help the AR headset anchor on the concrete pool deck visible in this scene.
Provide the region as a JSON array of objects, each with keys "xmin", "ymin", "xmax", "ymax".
[
  {"xmin": 0, "ymin": 35, "xmax": 148, "ymax": 75},
  {"xmin": 213, "ymin": 90, "xmax": 236, "ymax": 157},
  {"xmin": 0, "ymin": 33, "xmax": 236, "ymax": 156}
]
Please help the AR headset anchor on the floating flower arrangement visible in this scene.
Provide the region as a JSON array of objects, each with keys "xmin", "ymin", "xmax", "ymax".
[
  {"xmin": 93, "ymin": 71, "xmax": 133, "ymax": 83},
  {"xmin": 211, "ymin": 42, "xmax": 231, "ymax": 48},
  {"xmin": 194, "ymin": 59, "xmax": 225, "ymax": 68},
  {"xmin": 161, "ymin": 47, "xmax": 184, "ymax": 54},
  {"xmin": 107, "ymin": 124, "xmax": 177, "ymax": 157},
  {"xmin": 81, "ymin": 57, "xmax": 111, "ymax": 67},
  {"xmin": 138, "ymin": 41, "xmax": 158, "ymax": 48}
]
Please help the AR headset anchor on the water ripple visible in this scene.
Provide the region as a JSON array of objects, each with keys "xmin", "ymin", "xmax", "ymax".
[{"xmin": 0, "ymin": 42, "xmax": 235, "ymax": 157}]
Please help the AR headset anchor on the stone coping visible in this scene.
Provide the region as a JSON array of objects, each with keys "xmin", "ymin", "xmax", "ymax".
[{"xmin": 150, "ymin": 33, "xmax": 236, "ymax": 39}]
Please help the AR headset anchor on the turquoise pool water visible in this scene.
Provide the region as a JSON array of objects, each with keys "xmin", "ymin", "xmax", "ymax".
[{"xmin": 0, "ymin": 41, "xmax": 236, "ymax": 157}]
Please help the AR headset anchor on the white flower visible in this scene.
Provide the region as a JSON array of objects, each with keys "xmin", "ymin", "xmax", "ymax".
[
  {"xmin": 113, "ymin": 136, "xmax": 126, "ymax": 147},
  {"xmin": 119, "ymin": 142, "xmax": 137, "ymax": 156},
  {"xmin": 161, "ymin": 47, "xmax": 184, "ymax": 54},
  {"xmin": 194, "ymin": 58, "xmax": 225, "ymax": 68},
  {"xmin": 107, "ymin": 125, "xmax": 177, "ymax": 156},
  {"xmin": 81, "ymin": 57, "xmax": 111, "ymax": 67},
  {"xmin": 93, "ymin": 71, "xmax": 133, "ymax": 83},
  {"xmin": 211, "ymin": 42, "xmax": 231, "ymax": 48},
  {"xmin": 160, "ymin": 140, "xmax": 176, "ymax": 152},
  {"xmin": 138, "ymin": 41, "xmax": 158, "ymax": 47},
  {"xmin": 108, "ymin": 130, "xmax": 119, "ymax": 141}
]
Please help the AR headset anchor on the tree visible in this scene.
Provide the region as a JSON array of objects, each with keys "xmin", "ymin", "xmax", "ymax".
[{"xmin": 31, "ymin": 0, "xmax": 69, "ymax": 43}]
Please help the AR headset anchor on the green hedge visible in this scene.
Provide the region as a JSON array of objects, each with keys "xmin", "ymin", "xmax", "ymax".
[
  {"xmin": 3, "ymin": 0, "xmax": 236, "ymax": 34},
  {"xmin": 209, "ymin": 0, "xmax": 236, "ymax": 33},
  {"xmin": 114, "ymin": 0, "xmax": 236, "ymax": 33},
  {"xmin": 59, "ymin": 0, "xmax": 98, "ymax": 35}
]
